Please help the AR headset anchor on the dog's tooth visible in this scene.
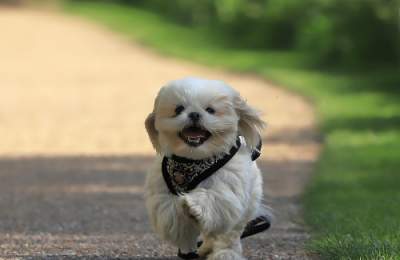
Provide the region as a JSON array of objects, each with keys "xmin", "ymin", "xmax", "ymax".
[{"xmin": 188, "ymin": 136, "xmax": 201, "ymax": 143}]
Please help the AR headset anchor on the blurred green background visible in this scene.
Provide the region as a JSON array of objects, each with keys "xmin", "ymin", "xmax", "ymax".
[
  {"xmin": 71, "ymin": 0, "xmax": 400, "ymax": 68},
  {"xmin": 3, "ymin": 0, "xmax": 399, "ymax": 259}
]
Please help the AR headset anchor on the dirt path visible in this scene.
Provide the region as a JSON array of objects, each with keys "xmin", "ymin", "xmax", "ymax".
[{"xmin": 0, "ymin": 8, "xmax": 321, "ymax": 259}]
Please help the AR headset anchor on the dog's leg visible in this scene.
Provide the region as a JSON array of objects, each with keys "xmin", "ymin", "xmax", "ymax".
[
  {"xmin": 147, "ymin": 194, "xmax": 199, "ymax": 254},
  {"xmin": 207, "ymin": 230, "xmax": 244, "ymax": 260},
  {"xmin": 175, "ymin": 218, "xmax": 200, "ymax": 256},
  {"xmin": 197, "ymin": 235, "xmax": 215, "ymax": 257},
  {"xmin": 182, "ymin": 188, "xmax": 249, "ymax": 259},
  {"xmin": 182, "ymin": 187, "xmax": 245, "ymax": 235},
  {"xmin": 207, "ymin": 248, "xmax": 245, "ymax": 260}
]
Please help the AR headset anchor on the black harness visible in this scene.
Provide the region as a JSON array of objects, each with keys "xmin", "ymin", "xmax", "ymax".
[
  {"xmin": 161, "ymin": 137, "xmax": 270, "ymax": 260},
  {"xmin": 162, "ymin": 136, "xmax": 261, "ymax": 195},
  {"xmin": 162, "ymin": 137, "xmax": 241, "ymax": 195}
]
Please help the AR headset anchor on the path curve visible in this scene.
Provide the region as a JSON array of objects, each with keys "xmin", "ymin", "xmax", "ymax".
[{"xmin": 0, "ymin": 8, "xmax": 321, "ymax": 259}]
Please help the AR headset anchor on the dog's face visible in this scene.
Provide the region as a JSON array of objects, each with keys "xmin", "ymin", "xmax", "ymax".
[{"xmin": 146, "ymin": 78, "xmax": 265, "ymax": 159}]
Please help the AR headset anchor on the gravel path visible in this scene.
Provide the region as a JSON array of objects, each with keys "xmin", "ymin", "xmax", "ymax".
[{"xmin": 0, "ymin": 8, "xmax": 321, "ymax": 259}]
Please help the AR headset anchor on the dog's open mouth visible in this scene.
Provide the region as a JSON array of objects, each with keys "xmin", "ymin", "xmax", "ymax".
[{"xmin": 178, "ymin": 126, "xmax": 211, "ymax": 147}]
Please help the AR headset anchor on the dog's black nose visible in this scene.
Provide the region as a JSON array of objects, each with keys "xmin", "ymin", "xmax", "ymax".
[{"xmin": 188, "ymin": 112, "xmax": 201, "ymax": 122}]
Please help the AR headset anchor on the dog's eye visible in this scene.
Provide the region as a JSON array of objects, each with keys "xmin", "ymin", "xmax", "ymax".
[
  {"xmin": 206, "ymin": 107, "xmax": 215, "ymax": 114},
  {"xmin": 175, "ymin": 105, "xmax": 185, "ymax": 115}
]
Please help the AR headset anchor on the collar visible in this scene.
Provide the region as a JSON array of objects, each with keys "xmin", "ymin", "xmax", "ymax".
[{"xmin": 162, "ymin": 136, "xmax": 262, "ymax": 195}]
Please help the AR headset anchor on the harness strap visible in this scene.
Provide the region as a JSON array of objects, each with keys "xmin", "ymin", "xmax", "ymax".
[{"xmin": 251, "ymin": 138, "xmax": 262, "ymax": 161}]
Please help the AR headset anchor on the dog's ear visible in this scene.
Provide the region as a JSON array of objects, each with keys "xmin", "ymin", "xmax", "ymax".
[
  {"xmin": 145, "ymin": 112, "xmax": 160, "ymax": 152},
  {"xmin": 145, "ymin": 92, "xmax": 162, "ymax": 152},
  {"xmin": 234, "ymin": 95, "xmax": 266, "ymax": 149}
]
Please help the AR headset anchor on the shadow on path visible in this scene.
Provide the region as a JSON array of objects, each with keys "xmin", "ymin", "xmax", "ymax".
[{"xmin": 0, "ymin": 154, "xmax": 315, "ymax": 259}]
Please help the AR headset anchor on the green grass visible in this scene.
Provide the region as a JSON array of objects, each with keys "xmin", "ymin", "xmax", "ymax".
[{"xmin": 64, "ymin": 2, "xmax": 400, "ymax": 259}]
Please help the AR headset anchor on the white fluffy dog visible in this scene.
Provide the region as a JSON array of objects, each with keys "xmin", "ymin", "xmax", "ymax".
[{"xmin": 144, "ymin": 77, "xmax": 267, "ymax": 260}]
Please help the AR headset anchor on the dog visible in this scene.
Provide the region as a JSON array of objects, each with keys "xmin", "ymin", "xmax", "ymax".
[{"xmin": 144, "ymin": 77, "xmax": 268, "ymax": 260}]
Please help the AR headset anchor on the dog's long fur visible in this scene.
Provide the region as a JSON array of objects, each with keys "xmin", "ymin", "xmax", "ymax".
[{"xmin": 144, "ymin": 77, "xmax": 267, "ymax": 260}]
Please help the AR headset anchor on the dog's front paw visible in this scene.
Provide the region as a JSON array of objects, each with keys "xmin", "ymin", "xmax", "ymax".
[
  {"xmin": 197, "ymin": 238, "xmax": 214, "ymax": 257},
  {"xmin": 181, "ymin": 191, "xmax": 222, "ymax": 233},
  {"xmin": 181, "ymin": 196, "xmax": 203, "ymax": 222},
  {"xmin": 208, "ymin": 249, "xmax": 246, "ymax": 260}
]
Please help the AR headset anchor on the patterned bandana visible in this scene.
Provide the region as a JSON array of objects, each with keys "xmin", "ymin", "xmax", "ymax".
[{"xmin": 162, "ymin": 136, "xmax": 262, "ymax": 195}]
